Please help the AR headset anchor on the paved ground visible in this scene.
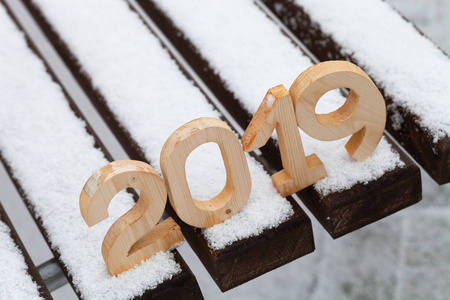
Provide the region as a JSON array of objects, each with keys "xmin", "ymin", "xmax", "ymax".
[{"xmin": 390, "ymin": 0, "xmax": 450, "ymax": 53}]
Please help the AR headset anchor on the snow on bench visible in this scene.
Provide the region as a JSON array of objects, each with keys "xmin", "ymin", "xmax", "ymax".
[
  {"xmin": 261, "ymin": 0, "xmax": 450, "ymax": 184},
  {"xmin": 0, "ymin": 202, "xmax": 51, "ymax": 300},
  {"xmin": 23, "ymin": 0, "xmax": 316, "ymax": 291},
  {"xmin": 135, "ymin": 0, "xmax": 422, "ymax": 238},
  {"xmin": 0, "ymin": 3, "xmax": 201, "ymax": 299}
]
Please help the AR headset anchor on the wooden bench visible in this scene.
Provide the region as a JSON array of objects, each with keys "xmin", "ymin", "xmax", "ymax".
[
  {"xmin": 20, "ymin": 0, "xmax": 316, "ymax": 291},
  {"xmin": 0, "ymin": 2, "xmax": 202, "ymax": 298},
  {"xmin": 260, "ymin": 0, "xmax": 450, "ymax": 185},
  {"xmin": 131, "ymin": 0, "xmax": 422, "ymax": 238},
  {"xmin": 1, "ymin": 0, "xmax": 447, "ymax": 298}
]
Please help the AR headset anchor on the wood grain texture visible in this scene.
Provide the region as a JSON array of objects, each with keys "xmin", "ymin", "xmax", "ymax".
[
  {"xmin": 3, "ymin": 2, "xmax": 203, "ymax": 298},
  {"xmin": 21, "ymin": 0, "xmax": 315, "ymax": 291},
  {"xmin": 290, "ymin": 61, "xmax": 386, "ymax": 161},
  {"xmin": 0, "ymin": 202, "xmax": 53, "ymax": 300},
  {"xmin": 161, "ymin": 118, "xmax": 251, "ymax": 228},
  {"xmin": 80, "ymin": 160, "xmax": 184, "ymax": 276},
  {"xmin": 261, "ymin": 0, "xmax": 450, "ymax": 185},
  {"xmin": 243, "ymin": 84, "xmax": 326, "ymax": 197},
  {"xmin": 133, "ymin": 0, "xmax": 422, "ymax": 238}
]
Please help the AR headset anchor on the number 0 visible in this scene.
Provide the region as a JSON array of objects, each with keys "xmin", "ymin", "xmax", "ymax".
[{"xmin": 160, "ymin": 118, "xmax": 252, "ymax": 228}]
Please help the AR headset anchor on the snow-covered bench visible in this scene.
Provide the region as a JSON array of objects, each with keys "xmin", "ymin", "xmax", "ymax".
[
  {"xmin": 2, "ymin": 0, "xmax": 437, "ymax": 297},
  {"xmin": 261, "ymin": 0, "xmax": 450, "ymax": 185},
  {"xmin": 21, "ymin": 0, "xmax": 316, "ymax": 291},
  {"xmin": 131, "ymin": 0, "xmax": 422, "ymax": 238},
  {"xmin": 0, "ymin": 202, "xmax": 51, "ymax": 300},
  {"xmin": 0, "ymin": 2, "xmax": 202, "ymax": 299}
]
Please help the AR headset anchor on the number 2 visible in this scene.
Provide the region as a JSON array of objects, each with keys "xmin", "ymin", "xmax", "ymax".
[{"xmin": 79, "ymin": 160, "xmax": 184, "ymax": 276}]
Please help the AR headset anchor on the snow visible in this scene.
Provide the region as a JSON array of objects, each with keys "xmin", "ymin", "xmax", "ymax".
[
  {"xmin": 194, "ymin": 171, "xmax": 450, "ymax": 300},
  {"xmin": 150, "ymin": 0, "xmax": 405, "ymax": 196},
  {"xmin": 290, "ymin": 0, "xmax": 450, "ymax": 142},
  {"xmin": 30, "ymin": 0, "xmax": 294, "ymax": 250},
  {"xmin": 0, "ymin": 4, "xmax": 180, "ymax": 299},
  {"xmin": 0, "ymin": 219, "xmax": 43, "ymax": 300},
  {"xmin": 395, "ymin": 211, "xmax": 450, "ymax": 299},
  {"xmin": 310, "ymin": 135, "xmax": 404, "ymax": 196},
  {"xmin": 1, "ymin": 0, "xmax": 448, "ymax": 299},
  {"xmin": 265, "ymin": 93, "xmax": 276, "ymax": 108},
  {"xmin": 2, "ymin": 0, "xmax": 445, "ymax": 299},
  {"xmin": 202, "ymin": 158, "xmax": 294, "ymax": 249}
]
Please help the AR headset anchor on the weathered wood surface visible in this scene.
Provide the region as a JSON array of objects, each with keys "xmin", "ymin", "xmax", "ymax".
[
  {"xmin": 165, "ymin": 196, "xmax": 314, "ymax": 292},
  {"xmin": 261, "ymin": 0, "xmax": 450, "ymax": 185},
  {"xmin": 21, "ymin": 0, "xmax": 316, "ymax": 291},
  {"xmin": 1, "ymin": 2, "xmax": 203, "ymax": 298},
  {"xmin": 0, "ymin": 202, "xmax": 53, "ymax": 300},
  {"xmin": 133, "ymin": 0, "xmax": 422, "ymax": 238}
]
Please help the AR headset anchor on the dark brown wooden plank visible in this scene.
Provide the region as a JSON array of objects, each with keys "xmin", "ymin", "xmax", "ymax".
[
  {"xmin": 166, "ymin": 196, "xmax": 314, "ymax": 292},
  {"xmin": 297, "ymin": 135, "xmax": 421, "ymax": 238},
  {"xmin": 1, "ymin": 151, "xmax": 202, "ymax": 300},
  {"xmin": 261, "ymin": 0, "xmax": 450, "ymax": 185},
  {"xmin": 132, "ymin": 0, "xmax": 422, "ymax": 239},
  {"xmin": 135, "ymin": 251, "xmax": 203, "ymax": 300},
  {"xmin": 20, "ymin": 0, "xmax": 316, "ymax": 291},
  {"xmin": 1, "ymin": 1, "xmax": 202, "ymax": 299},
  {"xmin": 0, "ymin": 202, "xmax": 53, "ymax": 300}
]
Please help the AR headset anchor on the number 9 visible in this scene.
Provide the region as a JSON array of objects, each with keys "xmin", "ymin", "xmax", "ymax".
[{"xmin": 290, "ymin": 61, "xmax": 386, "ymax": 161}]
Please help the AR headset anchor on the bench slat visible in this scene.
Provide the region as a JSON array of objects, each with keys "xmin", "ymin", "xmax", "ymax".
[
  {"xmin": 0, "ymin": 2, "xmax": 202, "ymax": 299},
  {"xmin": 134, "ymin": 0, "xmax": 422, "ymax": 238},
  {"xmin": 22, "ymin": 0, "xmax": 317, "ymax": 291},
  {"xmin": 0, "ymin": 202, "xmax": 52, "ymax": 300},
  {"xmin": 134, "ymin": 0, "xmax": 421, "ymax": 238},
  {"xmin": 261, "ymin": 0, "xmax": 450, "ymax": 184}
]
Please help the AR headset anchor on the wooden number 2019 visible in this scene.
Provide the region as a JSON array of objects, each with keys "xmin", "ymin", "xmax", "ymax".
[
  {"xmin": 242, "ymin": 61, "xmax": 386, "ymax": 197},
  {"xmin": 79, "ymin": 60, "xmax": 385, "ymax": 275}
]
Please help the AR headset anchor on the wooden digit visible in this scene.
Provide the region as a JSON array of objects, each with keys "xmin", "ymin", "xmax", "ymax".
[
  {"xmin": 290, "ymin": 61, "xmax": 386, "ymax": 161},
  {"xmin": 242, "ymin": 85, "xmax": 326, "ymax": 197},
  {"xmin": 79, "ymin": 160, "xmax": 184, "ymax": 276},
  {"xmin": 160, "ymin": 118, "xmax": 252, "ymax": 228}
]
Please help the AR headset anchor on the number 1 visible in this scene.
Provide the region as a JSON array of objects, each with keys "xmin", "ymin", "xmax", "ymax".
[{"xmin": 242, "ymin": 85, "xmax": 326, "ymax": 197}]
